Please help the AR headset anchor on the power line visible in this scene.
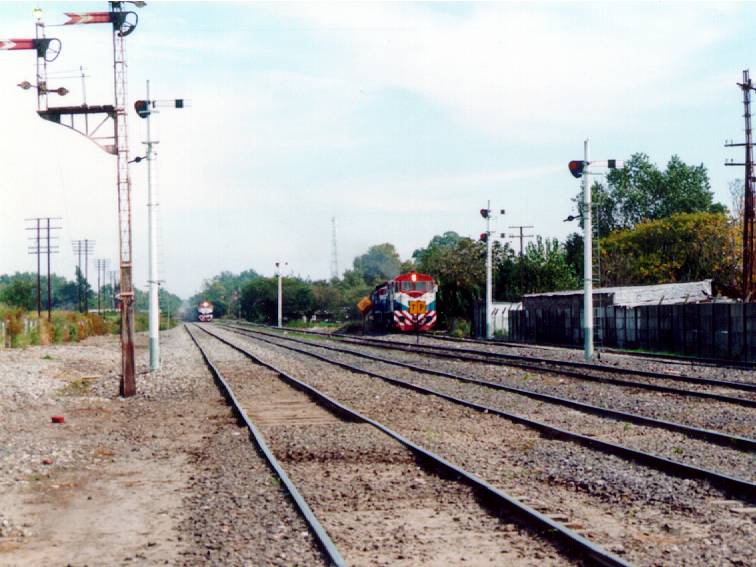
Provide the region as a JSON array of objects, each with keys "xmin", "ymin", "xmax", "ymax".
[
  {"xmin": 26, "ymin": 217, "xmax": 62, "ymax": 321},
  {"xmin": 72, "ymin": 239, "xmax": 95, "ymax": 313},
  {"xmin": 508, "ymin": 225, "xmax": 534, "ymax": 257}
]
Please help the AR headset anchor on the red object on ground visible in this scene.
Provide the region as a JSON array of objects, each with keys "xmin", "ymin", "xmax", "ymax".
[
  {"xmin": 42, "ymin": 458, "xmax": 53, "ymax": 465},
  {"xmin": 51, "ymin": 416, "xmax": 65, "ymax": 424}
]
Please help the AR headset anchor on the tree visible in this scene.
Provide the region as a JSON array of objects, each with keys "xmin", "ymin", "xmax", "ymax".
[
  {"xmin": 729, "ymin": 179, "xmax": 744, "ymax": 221},
  {"xmin": 0, "ymin": 278, "xmax": 35, "ymax": 310},
  {"xmin": 352, "ymin": 243, "xmax": 402, "ymax": 286},
  {"xmin": 189, "ymin": 269, "xmax": 260, "ymax": 318},
  {"xmin": 495, "ymin": 237, "xmax": 580, "ymax": 300},
  {"xmin": 564, "ymin": 232, "xmax": 584, "ymax": 282},
  {"xmin": 575, "ymin": 153, "xmax": 726, "ymax": 233},
  {"xmin": 600, "ymin": 212, "xmax": 739, "ymax": 294},
  {"xmin": 413, "ymin": 232, "xmax": 490, "ymax": 324},
  {"xmin": 240, "ymin": 276, "xmax": 314, "ymax": 323}
]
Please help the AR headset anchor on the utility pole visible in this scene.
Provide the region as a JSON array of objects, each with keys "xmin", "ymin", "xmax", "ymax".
[
  {"xmin": 568, "ymin": 143, "xmax": 623, "ymax": 362},
  {"xmin": 96, "ymin": 259, "xmax": 109, "ymax": 313},
  {"xmin": 276, "ymin": 261, "xmax": 287, "ymax": 328},
  {"xmin": 72, "ymin": 240, "xmax": 95, "ymax": 313},
  {"xmin": 27, "ymin": 219, "xmax": 42, "ymax": 317},
  {"xmin": 725, "ymin": 69, "xmax": 756, "ymax": 301},
  {"xmin": 26, "ymin": 217, "xmax": 61, "ymax": 320},
  {"xmin": 133, "ymin": 82, "xmax": 187, "ymax": 372},
  {"xmin": 509, "ymin": 225, "xmax": 534, "ymax": 297},
  {"xmin": 508, "ymin": 225, "xmax": 534, "ymax": 257}
]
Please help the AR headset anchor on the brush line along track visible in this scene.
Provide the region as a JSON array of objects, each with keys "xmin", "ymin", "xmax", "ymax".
[
  {"xmin": 239, "ymin": 323, "xmax": 756, "ymax": 406},
  {"xmin": 190, "ymin": 323, "xmax": 633, "ymax": 567},
  {"xmin": 218, "ymin": 322, "xmax": 756, "ymax": 501}
]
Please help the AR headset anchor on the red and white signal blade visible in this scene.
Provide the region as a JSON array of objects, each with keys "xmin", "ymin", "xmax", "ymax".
[
  {"xmin": 0, "ymin": 39, "xmax": 36, "ymax": 50},
  {"xmin": 64, "ymin": 12, "xmax": 112, "ymax": 25}
]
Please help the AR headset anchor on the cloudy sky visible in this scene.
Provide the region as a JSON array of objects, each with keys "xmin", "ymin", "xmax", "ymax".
[{"xmin": 0, "ymin": 2, "xmax": 752, "ymax": 298}]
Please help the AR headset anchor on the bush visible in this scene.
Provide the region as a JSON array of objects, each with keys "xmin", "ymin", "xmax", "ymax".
[{"xmin": 449, "ymin": 318, "xmax": 471, "ymax": 338}]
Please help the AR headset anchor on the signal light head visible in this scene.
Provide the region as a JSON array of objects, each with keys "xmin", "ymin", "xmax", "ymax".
[
  {"xmin": 479, "ymin": 232, "xmax": 488, "ymax": 242},
  {"xmin": 134, "ymin": 99, "xmax": 150, "ymax": 118},
  {"xmin": 568, "ymin": 160, "xmax": 585, "ymax": 178},
  {"xmin": 480, "ymin": 208, "xmax": 490, "ymax": 218}
]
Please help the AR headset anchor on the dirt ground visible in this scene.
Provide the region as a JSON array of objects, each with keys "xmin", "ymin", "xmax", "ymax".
[{"xmin": 0, "ymin": 326, "xmax": 323, "ymax": 567}]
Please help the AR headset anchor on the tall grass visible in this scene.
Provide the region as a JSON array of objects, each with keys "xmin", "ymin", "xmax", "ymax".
[{"xmin": 0, "ymin": 304, "xmax": 113, "ymax": 347}]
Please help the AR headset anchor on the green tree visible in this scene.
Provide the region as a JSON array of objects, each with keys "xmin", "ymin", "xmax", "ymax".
[
  {"xmin": 575, "ymin": 153, "xmax": 726, "ymax": 233},
  {"xmin": 413, "ymin": 232, "xmax": 491, "ymax": 325},
  {"xmin": 241, "ymin": 276, "xmax": 314, "ymax": 323},
  {"xmin": 600, "ymin": 212, "xmax": 739, "ymax": 294},
  {"xmin": 495, "ymin": 237, "xmax": 580, "ymax": 300},
  {"xmin": 352, "ymin": 243, "xmax": 402, "ymax": 286},
  {"xmin": 189, "ymin": 269, "xmax": 260, "ymax": 318},
  {"xmin": 0, "ymin": 278, "xmax": 35, "ymax": 310}
]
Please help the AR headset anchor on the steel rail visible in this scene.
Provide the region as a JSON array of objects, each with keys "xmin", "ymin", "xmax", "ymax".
[
  {"xmin": 221, "ymin": 323, "xmax": 756, "ymax": 454},
  {"xmin": 236, "ymin": 324, "xmax": 756, "ymax": 406},
  {"xmin": 427, "ymin": 333, "xmax": 756, "ymax": 371},
  {"xmin": 369, "ymin": 335, "xmax": 756, "ymax": 393},
  {"xmin": 193, "ymin": 324, "xmax": 634, "ymax": 567},
  {"xmin": 216, "ymin": 325, "xmax": 756, "ymax": 502},
  {"xmin": 247, "ymin": 323, "xmax": 756, "ymax": 393},
  {"xmin": 185, "ymin": 325, "xmax": 347, "ymax": 567}
]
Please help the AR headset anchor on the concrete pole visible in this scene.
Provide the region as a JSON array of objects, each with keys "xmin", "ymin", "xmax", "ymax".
[
  {"xmin": 277, "ymin": 263, "xmax": 283, "ymax": 328},
  {"xmin": 583, "ymin": 139, "xmax": 594, "ymax": 362},
  {"xmin": 146, "ymin": 80, "xmax": 160, "ymax": 372},
  {"xmin": 485, "ymin": 200, "xmax": 493, "ymax": 339}
]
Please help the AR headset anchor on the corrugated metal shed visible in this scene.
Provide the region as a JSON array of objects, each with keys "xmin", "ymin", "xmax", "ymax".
[{"xmin": 523, "ymin": 280, "xmax": 712, "ymax": 309}]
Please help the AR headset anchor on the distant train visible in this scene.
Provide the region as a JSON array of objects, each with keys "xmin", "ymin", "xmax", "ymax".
[
  {"xmin": 198, "ymin": 300, "xmax": 214, "ymax": 322},
  {"xmin": 369, "ymin": 271, "xmax": 438, "ymax": 332}
]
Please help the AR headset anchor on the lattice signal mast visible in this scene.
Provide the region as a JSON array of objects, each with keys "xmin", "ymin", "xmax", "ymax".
[
  {"xmin": 726, "ymin": 70, "xmax": 756, "ymax": 301},
  {"xmin": 3, "ymin": 3, "xmax": 144, "ymax": 396}
]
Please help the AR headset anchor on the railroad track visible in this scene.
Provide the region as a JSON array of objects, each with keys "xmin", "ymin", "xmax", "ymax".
[
  {"xmin": 187, "ymin": 324, "xmax": 632, "ymax": 566},
  {"xmin": 427, "ymin": 333, "xmax": 756, "ymax": 371},
  {"xmin": 218, "ymin": 322, "xmax": 756, "ymax": 499},
  {"xmin": 232, "ymin": 323, "xmax": 756, "ymax": 407}
]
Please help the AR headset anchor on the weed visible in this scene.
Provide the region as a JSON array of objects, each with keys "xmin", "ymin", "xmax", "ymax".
[{"xmin": 56, "ymin": 376, "xmax": 96, "ymax": 396}]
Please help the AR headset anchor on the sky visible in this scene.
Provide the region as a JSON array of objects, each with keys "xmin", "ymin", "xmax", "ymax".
[{"xmin": 0, "ymin": 1, "xmax": 753, "ymax": 299}]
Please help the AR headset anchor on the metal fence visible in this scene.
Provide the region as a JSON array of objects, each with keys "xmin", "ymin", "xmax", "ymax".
[{"xmin": 501, "ymin": 302, "xmax": 756, "ymax": 363}]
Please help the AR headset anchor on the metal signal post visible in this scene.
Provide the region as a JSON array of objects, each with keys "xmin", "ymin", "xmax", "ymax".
[
  {"xmin": 276, "ymin": 262, "xmax": 288, "ymax": 328},
  {"xmin": 134, "ymin": 83, "xmax": 187, "ymax": 372},
  {"xmin": 480, "ymin": 204, "xmax": 505, "ymax": 339},
  {"xmin": 568, "ymin": 141, "xmax": 624, "ymax": 362}
]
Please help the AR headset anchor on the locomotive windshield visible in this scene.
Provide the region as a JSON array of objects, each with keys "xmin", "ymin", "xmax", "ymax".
[{"xmin": 400, "ymin": 281, "xmax": 429, "ymax": 291}]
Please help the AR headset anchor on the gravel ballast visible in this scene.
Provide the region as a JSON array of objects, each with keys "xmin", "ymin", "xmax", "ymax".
[
  {"xmin": 211, "ymin": 325, "xmax": 756, "ymax": 567},
  {"xmin": 243, "ymin": 329, "xmax": 756, "ymax": 483},
  {"xmin": 191, "ymin": 327, "xmax": 573, "ymax": 566}
]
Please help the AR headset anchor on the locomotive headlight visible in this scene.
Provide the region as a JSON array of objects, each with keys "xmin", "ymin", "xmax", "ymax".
[{"xmin": 411, "ymin": 273, "xmax": 417, "ymax": 282}]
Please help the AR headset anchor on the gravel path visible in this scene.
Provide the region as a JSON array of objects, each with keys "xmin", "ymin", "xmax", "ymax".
[
  {"xmin": 192, "ymin": 327, "xmax": 573, "ymax": 567},
  {"xmin": 211, "ymin": 325, "xmax": 756, "ymax": 567},
  {"xmin": 261, "ymin": 328, "xmax": 756, "ymax": 439},
  {"xmin": 237, "ymin": 329, "xmax": 756, "ymax": 483}
]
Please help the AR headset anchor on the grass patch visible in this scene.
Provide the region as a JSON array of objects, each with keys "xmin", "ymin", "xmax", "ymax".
[{"xmin": 56, "ymin": 376, "xmax": 97, "ymax": 396}]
